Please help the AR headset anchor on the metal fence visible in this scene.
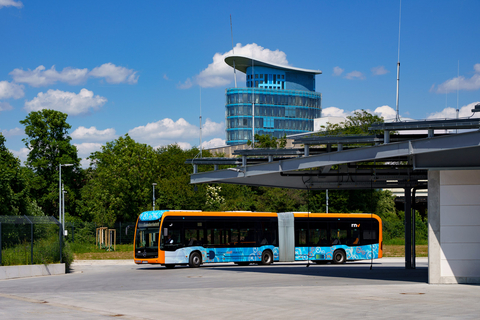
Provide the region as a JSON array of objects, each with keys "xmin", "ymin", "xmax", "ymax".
[{"xmin": 0, "ymin": 215, "xmax": 63, "ymax": 266}]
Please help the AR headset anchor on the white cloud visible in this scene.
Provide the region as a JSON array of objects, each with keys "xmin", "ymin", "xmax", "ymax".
[
  {"xmin": 0, "ymin": 81, "xmax": 24, "ymax": 99},
  {"xmin": 10, "ymin": 65, "xmax": 89, "ymax": 87},
  {"xmin": 1, "ymin": 127, "xmax": 23, "ymax": 137},
  {"xmin": 427, "ymin": 101, "xmax": 480, "ymax": 119},
  {"xmin": 345, "ymin": 71, "xmax": 366, "ymax": 80},
  {"xmin": 24, "ymin": 88, "xmax": 107, "ymax": 115},
  {"xmin": 175, "ymin": 142, "xmax": 192, "ymax": 150},
  {"xmin": 11, "ymin": 147, "xmax": 29, "ymax": 164},
  {"xmin": 71, "ymin": 126, "xmax": 116, "ymax": 141},
  {"xmin": 89, "ymin": 63, "xmax": 138, "ymax": 84},
  {"xmin": 190, "ymin": 43, "xmax": 289, "ymax": 88},
  {"xmin": 333, "ymin": 66, "xmax": 344, "ymax": 76},
  {"xmin": 434, "ymin": 64, "xmax": 480, "ymax": 94},
  {"xmin": 373, "ymin": 105, "xmax": 396, "ymax": 121},
  {"xmin": 177, "ymin": 78, "xmax": 193, "ymax": 89},
  {"xmin": 163, "ymin": 74, "xmax": 170, "ymax": 80},
  {"xmin": 201, "ymin": 138, "xmax": 227, "ymax": 149},
  {"xmin": 128, "ymin": 117, "xmax": 224, "ymax": 148},
  {"xmin": 0, "ymin": 102, "xmax": 13, "ymax": 111},
  {"xmin": 0, "ymin": 0, "xmax": 23, "ymax": 9},
  {"xmin": 10, "ymin": 63, "xmax": 138, "ymax": 87},
  {"xmin": 322, "ymin": 107, "xmax": 352, "ymax": 118},
  {"xmin": 74, "ymin": 142, "xmax": 103, "ymax": 158},
  {"xmin": 371, "ymin": 66, "xmax": 389, "ymax": 76}
]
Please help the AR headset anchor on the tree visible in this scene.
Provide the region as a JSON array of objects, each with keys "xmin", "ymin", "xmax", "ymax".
[
  {"xmin": 19, "ymin": 109, "xmax": 81, "ymax": 216},
  {"xmin": 0, "ymin": 133, "xmax": 29, "ymax": 215},
  {"xmin": 320, "ymin": 109, "xmax": 384, "ymax": 136},
  {"xmin": 248, "ymin": 134, "xmax": 287, "ymax": 148}
]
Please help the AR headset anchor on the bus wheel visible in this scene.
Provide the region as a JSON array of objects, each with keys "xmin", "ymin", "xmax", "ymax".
[
  {"xmin": 189, "ymin": 252, "xmax": 202, "ymax": 268},
  {"xmin": 260, "ymin": 250, "xmax": 273, "ymax": 265},
  {"xmin": 332, "ymin": 250, "xmax": 346, "ymax": 264},
  {"xmin": 165, "ymin": 264, "xmax": 175, "ymax": 269}
]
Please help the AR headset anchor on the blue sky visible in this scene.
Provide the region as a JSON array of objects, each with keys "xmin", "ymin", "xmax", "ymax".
[{"xmin": 1, "ymin": 0, "xmax": 479, "ymax": 167}]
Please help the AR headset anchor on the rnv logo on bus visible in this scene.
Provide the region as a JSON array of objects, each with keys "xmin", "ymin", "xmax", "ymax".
[{"xmin": 351, "ymin": 223, "xmax": 361, "ymax": 228}]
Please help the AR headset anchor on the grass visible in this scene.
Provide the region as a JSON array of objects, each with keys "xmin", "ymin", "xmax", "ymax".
[{"xmin": 71, "ymin": 243, "xmax": 133, "ymax": 260}]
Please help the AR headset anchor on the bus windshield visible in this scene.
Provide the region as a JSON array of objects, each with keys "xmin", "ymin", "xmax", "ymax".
[{"xmin": 135, "ymin": 221, "xmax": 160, "ymax": 259}]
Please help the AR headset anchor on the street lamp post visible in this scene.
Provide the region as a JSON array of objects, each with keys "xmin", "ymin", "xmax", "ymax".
[
  {"xmin": 152, "ymin": 183, "xmax": 157, "ymax": 211},
  {"xmin": 59, "ymin": 163, "xmax": 73, "ymax": 236}
]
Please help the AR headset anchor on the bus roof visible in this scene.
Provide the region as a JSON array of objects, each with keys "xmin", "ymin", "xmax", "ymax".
[{"xmin": 138, "ymin": 210, "xmax": 381, "ymax": 222}]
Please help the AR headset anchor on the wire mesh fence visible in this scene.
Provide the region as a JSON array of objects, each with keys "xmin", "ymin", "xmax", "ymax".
[{"xmin": 0, "ymin": 215, "xmax": 63, "ymax": 266}]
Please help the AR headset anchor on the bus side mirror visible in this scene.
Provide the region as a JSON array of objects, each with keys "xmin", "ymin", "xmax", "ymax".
[{"xmin": 163, "ymin": 228, "xmax": 168, "ymax": 236}]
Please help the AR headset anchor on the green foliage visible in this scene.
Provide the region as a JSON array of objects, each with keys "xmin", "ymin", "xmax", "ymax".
[
  {"xmin": 0, "ymin": 133, "xmax": 30, "ymax": 215},
  {"xmin": 319, "ymin": 109, "xmax": 384, "ymax": 136},
  {"xmin": 19, "ymin": 109, "xmax": 81, "ymax": 216},
  {"xmin": 248, "ymin": 134, "xmax": 287, "ymax": 148}
]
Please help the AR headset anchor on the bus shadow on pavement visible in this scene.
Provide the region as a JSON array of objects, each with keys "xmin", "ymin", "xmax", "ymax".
[{"xmin": 206, "ymin": 263, "xmax": 428, "ymax": 284}]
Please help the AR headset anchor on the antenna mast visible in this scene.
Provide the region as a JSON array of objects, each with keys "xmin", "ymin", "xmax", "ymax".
[
  {"xmin": 199, "ymin": 87, "xmax": 202, "ymax": 157},
  {"xmin": 395, "ymin": 0, "xmax": 402, "ymax": 122},
  {"xmin": 230, "ymin": 15, "xmax": 237, "ymax": 88}
]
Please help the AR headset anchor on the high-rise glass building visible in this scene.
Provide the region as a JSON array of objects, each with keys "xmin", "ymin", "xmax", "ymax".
[{"xmin": 225, "ymin": 55, "xmax": 322, "ymax": 145}]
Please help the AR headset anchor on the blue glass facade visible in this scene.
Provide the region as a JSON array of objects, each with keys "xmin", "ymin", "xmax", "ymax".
[{"xmin": 225, "ymin": 60, "xmax": 321, "ymax": 145}]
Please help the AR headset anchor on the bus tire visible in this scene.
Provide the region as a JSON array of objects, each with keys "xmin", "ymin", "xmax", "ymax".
[
  {"xmin": 332, "ymin": 250, "xmax": 346, "ymax": 264},
  {"xmin": 260, "ymin": 250, "xmax": 273, "ymax": 265},
  {"xmin": 165, "ymin": 264, "xmax": 175, "ymax": 269},
  {"xmin": 189, "ymin": 252, "xmax": 202, "ymax": 268}
]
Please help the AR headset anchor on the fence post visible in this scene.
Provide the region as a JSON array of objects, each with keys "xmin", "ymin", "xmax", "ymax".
[
  {"xmin": 0, "ymin": 222, "xmax": 2, "ymax": 266},
  {"xmin": 24, "ymin": 216, "xmax": 33, "ymax": 265}
]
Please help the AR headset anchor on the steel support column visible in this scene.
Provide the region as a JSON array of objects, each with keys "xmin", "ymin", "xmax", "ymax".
[{"xmin": 404, "ymin": 187, "xmax": 412, "ymax": 269}]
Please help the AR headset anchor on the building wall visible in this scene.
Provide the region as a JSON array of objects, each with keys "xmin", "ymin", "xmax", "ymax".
[{"xmin": 428, "ymin": 170, "xmax": 480, "ymax": 284}]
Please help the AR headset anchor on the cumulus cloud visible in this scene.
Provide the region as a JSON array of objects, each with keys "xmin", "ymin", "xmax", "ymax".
[
  {"xmin": 74, "ymin": 142, "xmax": 103, "ymax": 158},
  {"xmin": 184, "ymin": 43, "xmax": 289, "ymax": 89},
  {"xmin": 333, "ymin": 66, "xmax": 344, "ymax": 76},
  {"xmin": 373, "ymin": 105, "xmax": 396, "ymax": 121},
  {"xmin": 322, "ymin": 105, "xmax": 401, "ymax": 122},
  {"xmin": 10, "ymin": 63, "xmax": 138, "ymax": 87},
  {"xmin": 0, "ymin": 102, "xmax": 13, "ymax": 111},
  {"xmin": 1, "ymin": 127, "xmax": 23, "ymax": 137},
  {"xmin": 24, "ymin": 88, "xmax": 107, "ymax": 115},
  {"xmin": 89, "ymin": 63, "xmax": 138, "ymax": 84},
  {"xmin": 10, "ymin": 65, "xmax": 89, "ymax": 87},
  {"xmin": 427, "ymin": 101, "xmax": 480, "ymax": 119},
  {"xmin": 0, "ymin": 81, "xmax": 24, "ymax": 99},
  {"xmin": 128, "ymin": 117, "xmax": 224, "ymax": 147},
  {"xmin": 322, "ymin": 107, "xmax": 351, "ymax": 118},
  {"xmin": 11, "ymin": 147, "xmax": 29, "ymax": 164},
  {"xmin": 371, "ymin": 66, "xmax": 389, "ymax": 76},
  {"xmin": 434, "ymin": 64, "xmax": 480, "ymax": 94},
  {"xmin": 201, "ymin": 138, "xmax": 227, "ymax": 149},
  {"xmin": 345, "ymin": 71, "xmax": 366, "ymax": 80},
  {"xmin": 71, "ymin": 126, "xmax": 116, "ymax": 141},
  {"xmin": 0, "ymin": 0, "xmax": 23, "ymax": 9}
]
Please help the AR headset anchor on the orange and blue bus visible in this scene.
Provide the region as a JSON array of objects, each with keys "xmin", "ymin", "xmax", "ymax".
[{"xmin": 134, "ymin": 210, "xmax": 382, "ymax": 268}]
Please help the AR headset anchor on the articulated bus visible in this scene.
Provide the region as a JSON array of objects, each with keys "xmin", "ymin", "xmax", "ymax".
[{"xmin": 134, "ymin": 210, "xmax": 382, "ymax": 268}]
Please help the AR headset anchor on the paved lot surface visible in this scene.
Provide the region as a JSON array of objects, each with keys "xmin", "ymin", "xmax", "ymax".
[{"xmin": 1, "ymin": 258, "xmax": 479, "ymax": 319}]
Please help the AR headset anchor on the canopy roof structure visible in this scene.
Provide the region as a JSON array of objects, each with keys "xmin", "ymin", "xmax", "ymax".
[
  {"xmin": 225, "ymin": 55, "xmax": 322, "ymax": 75},
  {"xmin": 188, "ymin": 119, "xmax": 480, "ymax": 190}
]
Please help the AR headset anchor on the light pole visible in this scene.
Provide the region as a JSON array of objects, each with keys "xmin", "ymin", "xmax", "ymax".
[
  {"xmin": 152, "ymin": 183, "xmax": 157, "ymax": 211},
  {"xmin": 59, "ymin": 163, "xmax": 73, "ymax": 235}
]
